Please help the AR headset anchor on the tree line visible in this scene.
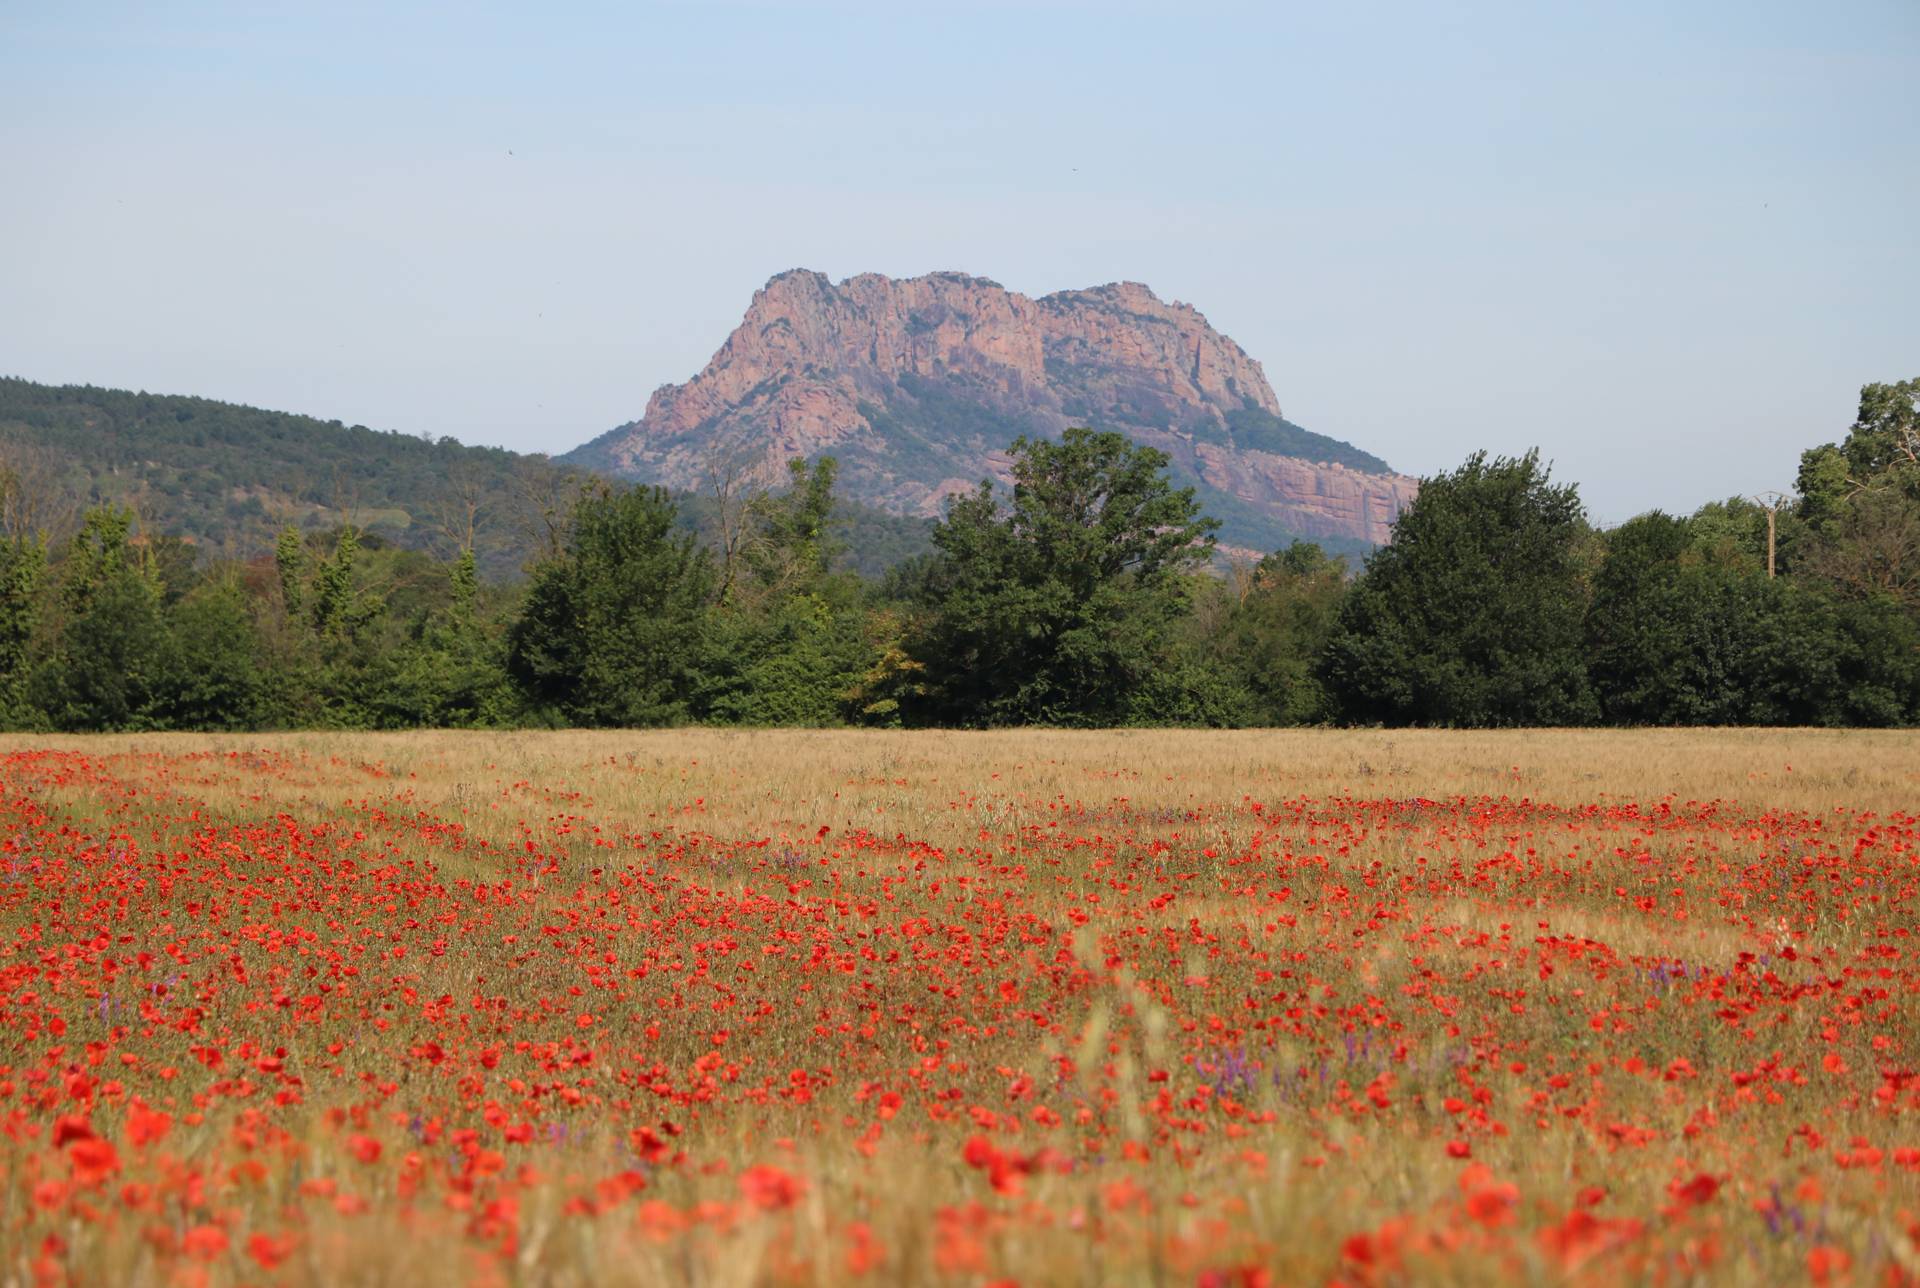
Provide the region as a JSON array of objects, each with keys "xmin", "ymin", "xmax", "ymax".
[{"xmin": 2, "ymin": 378, "xmax": 1916, "ymax": 731}]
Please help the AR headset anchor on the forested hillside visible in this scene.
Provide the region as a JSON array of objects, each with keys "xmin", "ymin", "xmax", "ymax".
[{"xmin": 0, "ymin": 378, "xmax": 933, "ymax": 580}]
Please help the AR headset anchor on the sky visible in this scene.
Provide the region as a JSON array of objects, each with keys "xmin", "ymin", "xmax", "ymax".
[{"xmin": 3, "ymin": 0, "xmax": 1916, "ymax": 524}]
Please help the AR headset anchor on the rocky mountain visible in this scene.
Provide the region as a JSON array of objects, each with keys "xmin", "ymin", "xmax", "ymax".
[{"xmin": 566, "ymin": 270, "xmax": 1418, "ymax": 552}]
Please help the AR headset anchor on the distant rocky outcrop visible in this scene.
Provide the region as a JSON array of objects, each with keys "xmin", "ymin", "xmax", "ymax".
[{"xmin": 565, "ymin": 270, "xmax": 1417, "ymax": 550}]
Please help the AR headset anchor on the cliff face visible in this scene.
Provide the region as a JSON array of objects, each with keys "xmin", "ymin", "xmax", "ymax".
[{"xmin": 565, "ymin": 270, "xmax": 1417, "ymax": 550}]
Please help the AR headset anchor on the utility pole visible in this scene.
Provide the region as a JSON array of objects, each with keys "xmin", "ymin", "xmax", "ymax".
[{"xmin": 1749, "ymin": 491, "xmax": 1787, "ymax": 579}]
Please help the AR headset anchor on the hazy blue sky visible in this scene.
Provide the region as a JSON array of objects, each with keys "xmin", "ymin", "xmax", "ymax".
[{"xmin": 4, "ymin": 0, "xmax": 1916, "ymax": 522}]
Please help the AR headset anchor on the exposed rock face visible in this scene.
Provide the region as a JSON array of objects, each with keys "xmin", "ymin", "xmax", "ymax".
[{"xmin": 565, "ymin": 270, "xmax": 1418, "ymax": 549}]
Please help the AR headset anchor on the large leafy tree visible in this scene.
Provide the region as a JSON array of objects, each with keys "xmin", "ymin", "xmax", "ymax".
[
  {"xmin": 1796, "ymin": 380, "xmax": 1920, "ymax": 611},
  {"xmin": 154, "ymin": 580, "xmax": 265, "ymax": 730},
  {"xmin": 1587, "ymin": 511, "xmax": 1920, "ymax": 726},
  {"xmin": 702, "ymin": 458, "xmax": 879, "ymax": 726},
  {"xmin": 1320, "ymin": 450, "xmax": 1598, "ymax": 727},
  {"xmin": 0, "ymin": 523, "xmax": 46, "ymax": 727},
  {"xmin": 1200, "ymin": 541, "xmax": 1350, "ymax": 726},
  {"xmin": 905, "ymin": 428, "xmax": 1219, "ymax": 726},
  {"xmin": 1589, "ymin": 513, "xmax": 1811, "ymax": 724},
  {"xmin": 507, "ymin": 483, "xmax": 715, "ymax": 726},
  {"xmin": 36, "ymin": 507, "xmax": 170, "ymax": 731},
  {"xmin": 1798, "ymin": 378, "xmax": 1920, "ymax": 525}
]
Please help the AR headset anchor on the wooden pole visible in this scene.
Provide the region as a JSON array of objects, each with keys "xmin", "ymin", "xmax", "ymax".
[{"xmin": 1749, "ymin": 491, "xmax": 1787, "ymax": 579}]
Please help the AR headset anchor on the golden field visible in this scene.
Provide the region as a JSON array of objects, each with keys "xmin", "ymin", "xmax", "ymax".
[{"xmin": 0, "ymin": 728, "xmax": 1916, "ymax": 1286}]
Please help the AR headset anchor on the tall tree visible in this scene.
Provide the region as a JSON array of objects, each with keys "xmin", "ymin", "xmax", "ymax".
[
  {"xmin": 1798, "ymin": 378, "xmax": 1920, "ymax": 526},
  {"xmin": 1320, "ymin": 450, "xmax": 1598, "ymax": 727},
  {"xmin": 701, "ymin": 458, "xmax": 877, "ymax": 725},
  {"xmin": 1796, "ymin": 379, "xmax": 1920, "ymax": 611},
  {"xmin": 507, "ymin": 483, "xmax": 715, "ymax": 726},
  {"xmin": 37, "ymin": 507, "xmax": 169, "ymax": 730},
  {"xmin": 155, "ymin": 580, "xmax": 264, "ymax": 730},
  {"xmin": 0, "ymin": 532, "xmax": 46, "ymax": 726},
  {"xmin": 905, "ymin": 428, "xmax": 1219, "ymax": 726},
  {"xmin": 1202, "ymin": 541, "xmax": 1349, "ymax": 726}
]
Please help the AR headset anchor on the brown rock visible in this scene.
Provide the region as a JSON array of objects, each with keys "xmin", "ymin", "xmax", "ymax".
[{"xmin": 566, "ymin": 270, "xmax": 1418, "ymax": 549}]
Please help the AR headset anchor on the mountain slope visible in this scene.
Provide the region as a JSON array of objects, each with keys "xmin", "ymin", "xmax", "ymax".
[
  {"xmin": 0, "ymin": 377, "xmax": 935, "ymax": 578},
  {"xmin": 566, "ymin": 270, "xmax": 1418, "ymax": 552},
  {"xmin": 0, "ymin": 377, "xmax": 579, "ymax": 579}
]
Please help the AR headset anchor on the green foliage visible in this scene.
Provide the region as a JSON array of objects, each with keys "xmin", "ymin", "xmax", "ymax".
[
  {"xmin": 310, "ymin": 527, "xmax": 380, "ymax": 640},
  {"xmin": 154, "ymin": 581, "xmax": 265, "ymax": 730},
  {"xmin": 1793, "ymin": 379, "xmax": 1920, "ymax": 613},
  {"xmin": 0, "ymin": 376, "xmax": 578, "ymax": 580},
  {"xmin": 1796, "ymin": 443, "xmax": 1855, "ymax": 533},
  {"xmin": 699, "ymin": 459, "xmax": 881, "ymax": 726},
  {"xmin": 1199, "ymin": 542, "xmax": 1349, "ymax": 725},
  {"xmin": 0, "ymin": 535, "xmax": 46, "ymax": 724},
  {"xmin": 1796, "ymin": 485, "xmax": 1920, "ymax": 611},
  {"xmin": 34, "ymin": 508, "xmax": 170, "ymax": 731},
  {"xmin": 275, "ymin": 526, "xmax": 306, "ymax": 616},
  {"xmin": 1798, "ymin": 379, "xmax": 1920, "ymax": 528},
  {"xmin": 702, "ymin": 585, "xmax": 875, "ymax": 726},
  {"xmin": 507, "ymin": 484, "xmax": 715, "ymax": 726},
  {"xmin": 746, "ymin": 457, "xmax": 842, "ymax": 590},
  {"xmin": 1320, "ymin": 451, "xmax": 1598, "ymax": 727},
  {"xmin": 1689, "ymin": 496, "xmax": 1785, "ymax": 570},
  {"xmin": 1224, "ymin": 406, "xmax": 1392, "ymax": 474},
  {"xmin": 63, "ymin": 508, "xmax": 141, "ymax": 615},
  {"xmin": 671, "ymin": 480, "xmax": 936, "ymax": 580},
  {"xmin": 4, "ymin": 373, "xmax": 1919, "ymax": 734},
  {"xmin": 1587, "ymin": 512, "xmax": 1920, "ymax": 726},
  {"xmin": 450, "ymin": 548, "xmax": 479, "ymax": 624},
  {"xmin": 904, "ymin": 428, "xmax": 1220, "ymax": 726},
  {"xmin": 1837, "ymin": 378, "xmax": 1920, "ymax": 482}
]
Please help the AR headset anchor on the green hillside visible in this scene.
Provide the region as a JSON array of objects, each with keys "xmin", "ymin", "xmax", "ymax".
[
  {"xmin": 0, "ymin": 377, "xmax": 573, "ymax": 578},
  {"xmin": 0, "ymin": 378, "xmax": 934, "ymax": 578}
]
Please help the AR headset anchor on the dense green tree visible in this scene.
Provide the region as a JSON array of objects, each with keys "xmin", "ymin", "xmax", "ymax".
[
  {"xmin": 904, "ymin": 428, "xmax": 1219, "ymax": 726},
  {"xmin": 1585, "ymin": 513, "xmax": 1695, "ymax": 722},
  {"xmin": 1587, "ymin": 514, "xmax": 1800, "ymax": 724},
  {"xmin": 154, "ymin": 581, "xmax": 264, "ymax": 729},
  {"xmin": 449, "ymin": 547, "xmax": 479, "ymax": 624},
  {"xmin": 507, "ymin": 484, "xmax": 715, "ymax": 726},
  {"xmin": 145, "ymin": 535, "xmax": 200, "ymax": 605},
  {"xmin": 7, "ymin": 385, "xmax": 1920, "ymax": 735},
  {"xmin": 703, "ymin": 460, "xmax": 880, "ymax": 726},
  {"xmin": 62, "ymin": 508, "xmax": 140, "ymax": 615},
  {"xmin": 1688, "ymin": 495, "xmax": 1806, "ymax": 574},
  {"xmin": 35, "ymin": 508, "xmax": 169, "ymax": 730},
  {"xmin": 1200, "ymin": 542, "xmax": 1349, "ymax": 726},
  {"xmin": 1798, "ymin": 484, "xmax": 1920, "ymax": 611},
  {"xmin": 0, "ymin": 534, "xmax": 46, "ymax": 725},
  {"xmin": 1587, "ymin": 511, "xmax": 1920, "ymax": 725},
  {"xmin": 1320, "ymin": 451, "xmax": 1598, "ymax": 727},
  {"xmin": 310, "ymin": 526, "xmax": 381, "ymax": 641},
  {"xmin": 275, "ymin": 525, "xmax": 306, "ymax": 617},
  {"xmin": 1834, "ymin": 378, "xmax": 1919, "ymax": 484},
  {"xmin": 1798, "ymin": 379, "xmax": 1920, "ymax": 526},
  {"xmin": 1794, "ymin": 379, "xmax": 1920, "ymax": 612},
  {"xmin": 745, "ymin": 457, "xmax": 840, "ymax": 590},
  {"xmin": 360, "ymin": 620, "xmax": 518, "ymax": 729},
  {"xmin": 41, "ymin": 565, "xmax": 168, "ymax": 730}
]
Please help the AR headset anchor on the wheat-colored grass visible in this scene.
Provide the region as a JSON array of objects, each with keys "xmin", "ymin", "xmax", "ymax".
[
  {"xmin": 8, "ymin": 725, "xmax": 1911, "ymax": 836},
  {"xmin": 0, "ymin": 727, "xmax": 1914, "ymax": 1286}
]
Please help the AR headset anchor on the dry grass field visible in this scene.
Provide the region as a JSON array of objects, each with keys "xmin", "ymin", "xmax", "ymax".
[{"xmin": 1, "ymin": 728, "xmax": 1916, "ymax": 1285}]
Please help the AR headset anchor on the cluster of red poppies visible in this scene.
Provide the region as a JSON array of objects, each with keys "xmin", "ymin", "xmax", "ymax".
[{"xmin": 0, "ymin": 747, "xmax": 1914, "ymax": 1283}]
